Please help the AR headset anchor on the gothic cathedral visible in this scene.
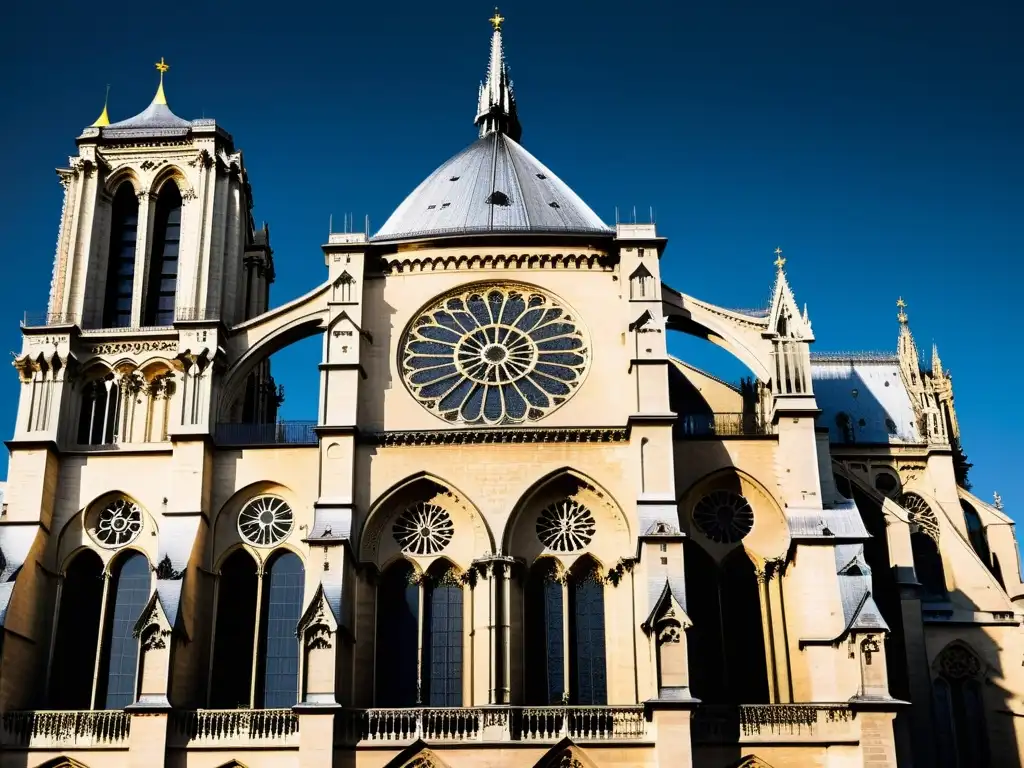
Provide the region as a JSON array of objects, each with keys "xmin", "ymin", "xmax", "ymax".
[{"xmin": 0, "ymin": 14, "xmax": 1020, "ymax": 768}]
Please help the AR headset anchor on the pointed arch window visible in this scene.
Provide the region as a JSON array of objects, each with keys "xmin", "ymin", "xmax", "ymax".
[
  {"xmin": 373, "ymin": 559, "xmax": 464, "ymax": 706},
  {"xmin": 683, "ymin": 541, "xmax": 770, "ymax": 703},
  {"xmin": 902, "ymin": 493, "xmax": 947, "ymax": 599},
  {"xmin": 49, "ymin": 550, "xmax": 104, "ymax": 708},
  {"xmin": 209, "ymin": 548, "xmax": 304, "ymax": 709},
  {"xmin": 569, "ymin": 558, "xmax": 607, "ymax": 705},
  {"xmin": 77, "ymin": 375, "xmax": 121, "ymax": 446},
  {"xmin": 960, "ymin": 501, "xmax": 993, "ymax": 570},
  {"xmin": 933, "ymin": 644, "xmax": 990, "ymax": 767},
  {"xmin": 103, "ymin": 183, "xmax": 140, "ymax": 328},
  {"xmin": 96, "ymin": 551, "xmax": 151, "ymax": 709},
  {"xmin": 144, "ymin": 184, "xmax": 182, "ymax": 326},
  {"xmin": 525, "ymin": 559, "xmax": 565, "ymax": 704}
]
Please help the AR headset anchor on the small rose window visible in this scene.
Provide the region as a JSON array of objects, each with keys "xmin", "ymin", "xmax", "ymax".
[
  {"xmin": 238, "ymin": 496, "xmax": 295, "ymax": 547},
  {"xmin": 90, "ymin": 497, "xmax": 144, "ymax": 549}
]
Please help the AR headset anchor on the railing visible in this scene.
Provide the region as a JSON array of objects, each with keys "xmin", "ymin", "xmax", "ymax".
[
  {"xmin": 692, "ymin": 704, "xmax": 855, "ymax": 744},
  {"xmin": 171, "ymin": 709, "xmax": 299, "ymax": 747},
  {"xmin": 515, "ymin": 706, "xmax": 646, "ymax": 741},
  {"xmin": 0, "ymin": 710, "xmax": 130, "ymax": 747},
  {"xmin": 214, "ymin": 421, "xmax": 318, "ymax": 446},
  {"xmin": 362, "ymin": 708, "xmax": 486, "ymax": 742},
  {"xmin": 677, "ymin": 412, "xmax": 770, "ymax": 438},
  {"xmin": 358, "ymin": 706, "xmax": 648, "ymax": 743},
  {"xmin": 22, "ymin": 312, "xmax": 80, "ymax": 327},
  {"xmin": 175, "ymin": 307, "xmax": 219, "ymax": 322}
]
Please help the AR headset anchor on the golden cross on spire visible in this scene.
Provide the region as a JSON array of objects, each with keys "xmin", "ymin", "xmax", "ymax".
[
  {"xmin": 897, "ymin": 296, "xmax": 908, "ymax": 324},
  {"xmin": 489, "ymin": 7, "xmax": 505, "ymax": 30},
  {"xmin": 155, "ymin": 57, "xmax": 170, "ymax": 74},
  {"xmin": 153, "ymin": 57, "xmax": 169, "ymax": 105},
  {"xmin": 773, "ymin": 247, "xmax": 786, "ymax": 270}
]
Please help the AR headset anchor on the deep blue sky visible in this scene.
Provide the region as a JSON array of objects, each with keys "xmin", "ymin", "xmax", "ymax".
[{"xmin": 0, "ymin": 0, "xmax": 1020, "ymax": 516}]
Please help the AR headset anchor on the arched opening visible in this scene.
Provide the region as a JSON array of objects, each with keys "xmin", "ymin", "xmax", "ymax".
[
  {"xmin": 683, "ymin": 541, "xmax": 769, "ymax": 703},
  {"xmin": 374, "ymin": 560, "xmax": 419, "ymax": 706},
  {"xmin": 525, "ymin": 559, "xmax": 565, "ymax": 705},
  {"xmin": 423, "ymin": 560, "xmax": 464, "ymax": 706},
  {"xmin": 144, "ymin": 184, "xmax": 182, "ymax": 326},
  {"xmin": 211, "ymin": 550, "xmax": 258, "ymax": 707},
  {"xmin": 568, "ymin": 556, "xmax": 607, "ymax": 706},
  {"xmin": 257, "ymin": 550, "xmax": 304, "ymax": 708},
  {"xmin": 911, "ymin": 533, "xmax": 947, "ymax": 599},
  {"xmin": 933, "ymin": 644, "xmax": 989, "ymax": 767},
  {"xmin": 103, "ymin": 183, "xmax": 140, "ymax": 328},
  {"xmin": 49, "ymin": 550, "xmax": 104, "ymax": 708},
  {"xmin": 96, "ymin": 551, "xmax": 151, "ymax": 709},
  {"xmin": 960, "ymin": 501, "xmax": 993, "ymax": 569},
  {"xmin": 76, "ymin": 374, "xmax": 120, "ymax": 446}
]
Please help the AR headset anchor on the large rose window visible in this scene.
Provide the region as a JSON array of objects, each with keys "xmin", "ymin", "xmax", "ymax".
[{"xmin": 400, "ymin": 285, "xmax": 589, "ymax": 425}]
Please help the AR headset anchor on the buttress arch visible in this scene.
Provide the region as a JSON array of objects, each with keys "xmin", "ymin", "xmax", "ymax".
[{"xmin": 360, "ymin": 472, "xmax": 494, "ymax": 572}]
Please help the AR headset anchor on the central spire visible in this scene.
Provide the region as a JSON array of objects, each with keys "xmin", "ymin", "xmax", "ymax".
[{"xmin": 475, "ymin": 8, "xmax": 522, "ymax": 143}]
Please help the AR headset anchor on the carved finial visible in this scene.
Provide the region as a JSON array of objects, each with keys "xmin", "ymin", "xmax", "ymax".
[
  {"xmin": 897, "ymin": 296, "xmax": 908, "ymax": 324},
  {"xmin": 773, "ymin": 246, "xmax": 786, "ymax": 271},
  {"xmin": 154, "ymin": 57, "xmax": 169, "ymax": 105},
  {"xmin": 489, "ymin": 7, "xmax": 505, "ymax": 30},
  {"xmin": 994, "ymin": 492, "xmax": 1004, "ymax": 511}
]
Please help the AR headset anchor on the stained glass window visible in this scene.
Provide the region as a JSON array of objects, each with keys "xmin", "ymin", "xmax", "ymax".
[
  {"xmin": 526, "ymin": 561, "xmax": 565, "ymax": 704},
  {"xmin": 103, "ymin": 184, "xmax": 139, "ymax": 328},
  {"xmin": 145, "ymin": 185, "xmax": 181, "ymax": 326},
  {"xmin": 569, "ymin": 561, "xmax": 606, "ymax": 705},
  {"xmin": 424, "ymin": 566, "xmax": 463, "ymax": 706},
  {"xmin": 375, "ymin": 561, "xmax": 420, "ymax": 706},
  {"xmin": 933, "ymin": 645, "xmax": 990, "ymax": 767},
  {"xmin": 258, "ymin": 551, "xmax": 304, "ymax": 708},
  {"xmin": 98, "ymin": 552, "xmax": 151, "ymax": 709},
  {"xmin": 400, "ymin": 285, "xmax": 589, "ymax": 425}
]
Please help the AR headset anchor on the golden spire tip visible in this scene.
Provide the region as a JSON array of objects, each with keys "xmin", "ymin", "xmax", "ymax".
[
  {"xmin": 773, "ymin": 246, "xmax": 786, "ymax": 271},
  {"xmin": 154, "ymin": 57, "xmax": 169, "ymax": 105},
  {"xmin": 896, "ymin": 296, "xmax": 908, "ymax": 324},
  {"xmin": 91, "ymin": 84, "xmax": 111, "ymax": 127},
  {"xmin": 489, "ymin": 7, "xmax": 505, "ymax": 30}
]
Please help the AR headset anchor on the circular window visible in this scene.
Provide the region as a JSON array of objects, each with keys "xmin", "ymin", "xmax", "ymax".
[
  {"xmin": 400, "ymin": 285, "xmax": 589, "ymax": 425},
  {"xmin": 393, "ymin": 502, "xmax": 454, "ymax": 555},
  {"xmin": 238, "ymin": 496, "xmax": 294, "ymax": 547},
  {"xmin": 875, "ymin": 472, "xmax": 899, "ymax": 497},
  {"xmin": 91, "ymin": 497, "xmax": 144, "ymax": 548},
  {"xmin": 693, "ymin": 491, "xmax": 754, "ymax": 544},
  {"xmin": 536, "ymin": 499, "xmax": 596, "ymax": 552}
]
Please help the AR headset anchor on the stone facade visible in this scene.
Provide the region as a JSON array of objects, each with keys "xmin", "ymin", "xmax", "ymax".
[{"xmin": 0, "ymin": 19, "xmax": 1021, "ymax": 768}]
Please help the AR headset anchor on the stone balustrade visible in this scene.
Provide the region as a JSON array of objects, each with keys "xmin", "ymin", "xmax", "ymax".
[
  {"xmin": 355, "ymin": 705, "xmax": 649, "ymax": 744},
  {"xmin": 0, "ymin": 710, "xmax": 130, "ymax": 748},
  {"xmin": 692, "ymin": 704, "xmax": 857, "ymax": 744},
  {"xmin": 170, "ymin": 708, "xmax": 299, "ymax": 747}
]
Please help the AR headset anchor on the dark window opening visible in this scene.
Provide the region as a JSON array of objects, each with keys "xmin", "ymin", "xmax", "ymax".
[
  {"xmin": 874, "ymin": 472, "xmax": 899, "ymax": 498},
  {"xmin": 486, "ymin": 191, "xmax": 511, "ymax": 206},
  {"xmin": 96, "ymin": 551, "xmax": 151, "ymax": 709},
  {"xmin": 211, "ymin": 550, "xmax": 258, "ymax": 707},
  {"xmin": 77, "ymin": 376, "xmax": 120, "ymax": 446},
  {"xmin": 525, "ymin": 560, "xmax": 565, "ymax": 704},
  {"xmin": 375, "ymin": 560, "xmax": 420, "ymax": 706},
  {"xmin": 568, "ymin": 557, "xmax": 607, "ymax": 705},
  {"xmin": 912, "ymin": 532, "xmax": 947, "ymax": 599},
  {"xmin": 103, "ymin": 183, "xmax": 140, "ymax": 328},
  {"xmin": 144, "ymin": 184, "xmax": 182, "ymax": 326},
  {"xmin": 257, "ymin": 551, "xmax": 304, "ymax": 708},
  {"xmin": 50, "ymin": 550, "xmax": 104, "ymax": 708},
  {"xmin": 548, "ymin": 201, "xmax": 561, "ymax": 209},
  {"xmin": 448, "ymin": 176, "xmax": 460, "ymax": 182},
  {"xmin": 535, "ymin": 173, "xmax": 547, "ymax": 180},
  {"xmin": 423, "ymin": 564, "xmax": 463, "ymax": 706}
]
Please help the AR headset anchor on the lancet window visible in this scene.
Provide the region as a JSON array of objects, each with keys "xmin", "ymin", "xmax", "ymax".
[
  {"xmin": 144, "ymin": 184, "xmax": 182, "ymax": 326},
  {"xmin": 75, "ymin": 367, "xmax": 175, "ymax": 447},
  {"xmin": 210, "ymin": 548, "xmax": 304, "ymax": 708},
  {"xmin": 48, "ymin": 546, "xmax": 152, "ymax": 710},
  {"xmin": 902, "ymin": 493, "xmax": 947, "ymax": 598},
  {"xmin": 960, "ymin": 500, "xmax": 993, "ymax": 570},
  {"xmin": 684, "ymin": 540, "xmax": 770, "ymax": 703},
  {"xmin": 933, "ymin": 643, "xmax": 989, "ymax": 767},
  {"xmin": 524, "ymin": 556, "xmax": 607, "ymax": 705},
  {"xmin": 103, "ymin": 183, "xmax": 140, "ymax": 328},
  {"xmin": 374, "ymin": 559, "xmax": 465, "ymax": 707}
]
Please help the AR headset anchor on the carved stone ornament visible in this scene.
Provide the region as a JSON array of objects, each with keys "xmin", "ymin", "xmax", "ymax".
[
  {"xmin": 86, "ymin": 340, "xmax": 178, "ymax": 356},
  {"xmin": 304, "ymin": 602, "xmax": 334, "ymax": 651},
  {"xmin": 141, "ymin": 622, "xmax": 170, "ymax": 651},
  {"xmin": 937, "ymin": 644, "xmax": 982, "ymax": 680}
]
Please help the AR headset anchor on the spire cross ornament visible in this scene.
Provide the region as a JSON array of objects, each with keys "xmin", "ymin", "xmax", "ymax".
[
  {"xmin": 155, "ymin": 57, "xmax": 170, "ymax": 74},
  {"xmin": 489, "ymin": 7, "xmax": 504, "ymax": 30},
  {"xmin": 897, "ymin": 297, "xmax": 908, "ymax": 324},
  {"xmin": 773, "ymin": 247, "xmax": 786, "ymax": 270}
]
